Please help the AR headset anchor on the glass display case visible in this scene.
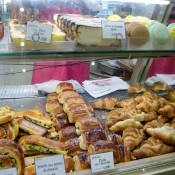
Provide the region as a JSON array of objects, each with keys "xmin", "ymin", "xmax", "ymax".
[{"xmin": 0, "ymin": 1, "xmax": 175, "ymax": 175}]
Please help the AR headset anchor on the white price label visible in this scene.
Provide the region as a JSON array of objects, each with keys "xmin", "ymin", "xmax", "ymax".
[
  {"xmin": 35, "ymin": 155, "xmax": 66, "ymax": 175},
  {"xmin": 0, "ymin": 167, "xmax": 17, "ymax": 175},
  {"xmin": 26, "ymin": 21, "xmax": 53, "ymax": 43},
  {"xmin": 102, "ymin": 20, "xmax": 126, "ymax": 40},
  {"xmin": 90, "ymin": 152, "xmax": 114, "ymax": 173}
]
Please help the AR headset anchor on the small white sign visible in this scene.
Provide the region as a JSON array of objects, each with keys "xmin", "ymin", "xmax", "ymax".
[
  {"xmin": 26, "ymin": 21, "xmax": 53, "ymax": 43},
  {"xmin": 102, "ymin": 20, "xmax": 126, "ymax": 40},
  {"xmin": 0, "ymin": 167, "xmax": 17, "ymax": 175},
  {"xmin": 35, "ymin": 155, "xmax": 66, "ymax": 175},
  {"xmin": 90, "ymin": 152, "xmax": 114, "ymax": 173}
]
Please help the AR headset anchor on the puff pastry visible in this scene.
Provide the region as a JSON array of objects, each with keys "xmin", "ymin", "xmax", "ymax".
[
  {"xmin": 79, "ymin": 128, "xmax": 107, "ymax": 150},
  {"xmin": 128, "ymin": 83, "xmax": 146, "ymax": 94},
  {"xmin": 56, "ymin": 82, "xmax": 75, "ymax": 94},
  {"xmin": 75, "ymin": 117, "xmax": 102, "ymax": 135},
  {"xmin": 23, "ymin": 111, "xmax": 53, "ymax": 129},
  {"xmin": 46, "ymin": 92, "xmax": 58, "ymax": 103},
  {"xmin": 58, "ymin": 90, "xmax": 81, "ymax": 104},
  {"xmin": 109, "ymin": 119, "xmax": 143, "ymax": 132},
  {"xmin": 58, "ymin": 126, "xmax": 77, "ymax": 142},
  {"xmin": 73, "ymin": 152, "xmax": 90, "ymax": 171},
  {"xmin": 164, "ymin": 89, "xmax": 175, "ymax": 102},
  {"xmin": 122, "ymin": 127, "xmax": 145, "ymax": 150},
  {"xmin": 46, "ymin": 100, "xmax": 62, "ymax": 113},
  {"xmin": 107, "ymin": 133, "xmax": 123, "ymax": 145},
  {"xmin": 18, "ymin": 135, "xmax": 70, "ymax": 155},
  {"xmin": 88, "ymin": 140, "xmax": 132, "ymax": 164},
  {"xmin": 91, "ymin": 97, "xmax": 118, "ymax": 110},
  {"xmin": 150, "ymin": 81, "xmax": 171, "ymax": 92},
  {"xmin": 133, "ymin": 137, "xmax": 175, "ymax": 158},
  {"xmin": 146, "ymin": 126, "xmax": 175, "ymax": 146},
  {"xmin": 158, "ymin": 103, "xmax": 175, "ymax": 117}
]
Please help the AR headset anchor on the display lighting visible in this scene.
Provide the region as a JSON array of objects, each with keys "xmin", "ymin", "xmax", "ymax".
[
  {"xmin": 20, "ymin": 8, "xmax": 25, "ymax": 12},
  {"xmin": 102, "ymin": 0, "xmax": 170, "ymax": 5}
]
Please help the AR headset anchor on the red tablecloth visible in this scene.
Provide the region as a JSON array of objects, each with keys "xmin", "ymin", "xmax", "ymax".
[
  {"xmin": 32, "ymin": 60, "xmax": 90, "ymax": 84},
  {"xmin": 147, "ymin": 56, "xmax": 175, "ymax": 77}
]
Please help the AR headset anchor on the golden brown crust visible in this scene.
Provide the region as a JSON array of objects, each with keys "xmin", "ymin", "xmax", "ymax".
[
  {"xmin": 66, "ymin": 137, "xmax": 83, "ymax": 156},
  {"xmin": 17, "ymin": 118, "xmax": 48, "ymax": 136},
  {"xmin": 79, "ymin": 128, "xmax": 107, "ymax": 150},
  {"xmin": 23, "ymin": 111, "xmax": 53, "ymax": 129},
  {"xmin": 122, "ymin": 127, "xmax": 145, "ymax": 151},
  {"xmin": 18, "ymin": 135, "xmax": 70, "ymax": 151},
  {"xmin": 88, "ymin": 140, "xmax": 132, "ymax": 164},
  {"xmin": 56, "ymin": 82, "xmax": 75, "ymax": 94},
  {"xmin": 109, "ymin": 119, "xmax": 143, "ymax": 132},
  {"xmin": 146, "ymin": 126, "xmax": 175, "ymax": 146},
  {"xmin": 91, "ymin": 97, "xmax": 118, "ymax": 110},
  {"xmin": 64, "ymin": 156, "xmax": 75, "ymax": 173},
  {"xmin": 58, "ymin": 90, "xmax": 81, "ymax": 104},
  {"xmin": 46, "ymin": 92, "xmax": 58, "ymax": 103},
  {"xmin": 75, "ymin": 117, "xmax": 102, "ymax": 135},
  {"xmin": 143, "ymin": 120, "xmax": 164, "ymax": 131},
  {"xmin": 164, "ymin": 89, "xmax": 175, "ymax": 102},
  {"xmin": 24, "ymin": 165, "xmax": 35, "ymax": 175},
  {"xmin": 54, "ymin": 116, "xmax": 69, "ymax": 132},
  {"xmin": 151, "ymin": 81, "xmax": 171, "ymax": 92},
  {"xmin": 133, "ymin": 137, "xmax": 175, "ymax": 158},
  {"xmin": 58, "ymin": 126, "xmax": 77, "ymax": 142},
  {"xmin": 128, "ymin": 83, "xmax": 146, "ymax": 94},
  {"xmin": 46, "ymin": 100, "xmax": 62, "ymax": 113},
  {"xmin": 66, "ymin": 103, "xmax": 93, "ymax": 123},
  {"xmin": 107, "ymin": 133, "xmax": 123, "ymax": 145},
  {"xmin": 158, "ymin": 103, "xmax": 175, "ymax": 117},
  {"xmin": 0, "ymin": 111, "xmax": 14, "ymax": 124},
  {"xmin": 0, "ymin": 147, "xmax": 24, "ymax": 175},
  {"xmin": 73, "ymin": 152, "xmax": 90, "ymax": 171},
  {"xmin": 0, "ymin": 155, "xmax": 14, "ymax": 169}
]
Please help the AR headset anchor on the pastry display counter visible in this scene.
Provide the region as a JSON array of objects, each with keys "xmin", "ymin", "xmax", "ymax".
[{"xmin": 0, "ymin": 0, "xmax": 175, "ymax": 175}]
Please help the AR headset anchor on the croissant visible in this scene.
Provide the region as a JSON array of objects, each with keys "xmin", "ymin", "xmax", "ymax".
[
  {"xmin": 91, "ymin": 97, "xmax": 118, "ymax": 110},
  {"xmin": 109, "ymin": 119, "xmax": 143, "ymax": 132},
  {"xmin": 122, "ymin": 127, "xmax": 145, "ymax": 151},
  {"xmin": 143, "ymin": 120, "xmax": 164, "ymax": 131},
  {"xmin": 164, "ymin": 89, "xmax": 175, "ymax": 102},
  {"xmin": 136, "ymin": 98, "xmax": 167, "ymax": 113},
  {"xmin": 150, "ymin": 81, "xmax": 171, "ymax": 92},
  {"xmin": 128, "ymin": 83, "xmax": 146, "ymax": 94},
  {"xmin": 146, "ymin": 126, "xmax": 175, "ymax": 146},
  {"xmin": 129, "ymin": 111, "xmax": 157, "ymax": 122},
  {"xmin": 117, "ymin": 98, "xmax": 138, "ymax": 108},
  {"xmin": 158, "ymin": 103, "xmax": 175, "ymax": 118},
  {"xmin": 133, "ymin": 137, "xmax": 175, "ymax": 159}
]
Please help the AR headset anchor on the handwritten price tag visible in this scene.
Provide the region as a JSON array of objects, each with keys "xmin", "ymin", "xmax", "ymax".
[
  {"xmin": 0, "ymin": 167, "xmax": 17, "ymax": 175},
  {"xmin": 90, "ymin": 152, "xmax": 114, "ymax": 173},
  {"xmin": 26, "ymin": 21, "xmax": 53, "ymax": 43},
  {"xmin": 102, "ymin": 20, "xmax": 126, "ymax": 40},
  {"xmin": 35, "ymin": 155, "xmax": 66, "ymax": 175}
]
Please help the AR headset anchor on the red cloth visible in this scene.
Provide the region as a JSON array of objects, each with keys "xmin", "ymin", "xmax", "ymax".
[
  {"xmin": 32, "ymin": 60, "xmax": 90, "ymax": 84},
  {"xmin": 147, "ymin": 56, "xmax": 175, "ymax": 77}
]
